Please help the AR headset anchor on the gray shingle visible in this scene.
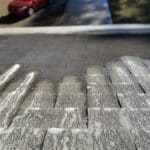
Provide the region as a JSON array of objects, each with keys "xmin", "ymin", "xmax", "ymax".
[{"xmin": 11, "ymin": 108, "xmax": 85, "ymax": 129}]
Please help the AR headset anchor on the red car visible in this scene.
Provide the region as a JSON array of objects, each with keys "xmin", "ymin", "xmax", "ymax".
[{"xmin": 8, "ymin": 0, "xmax": 49, "ymax": 17}]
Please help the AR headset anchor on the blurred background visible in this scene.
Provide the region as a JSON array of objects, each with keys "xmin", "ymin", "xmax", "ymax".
[
  {"xmin": 110, "ymin": 0, "xmax": 150, "ymax": 23},
  {"xmin": 0, "ymin": 0, "xmax": 149, "ymax": 27}
]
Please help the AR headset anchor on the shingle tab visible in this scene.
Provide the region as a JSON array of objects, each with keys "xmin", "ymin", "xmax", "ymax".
[
  {"xmin": 0, "ymin": 72, "xmax": 36, "ymax": 127},
  {"xmin": 122, "ymin": 56, "xmax": 150, "ymax": 93},
  {"xmin": 11, "ymin": 108, "xmax": 85, "ymax": 129},
  {"xmin": 55, "ymin": 76, "xmax": 86, "ymax": 117},
  {"xmin": 0, "ymin": 64, "xmax": 20, "ymax": 91},
  {"xmin": 134, "ymin": 130, "xmax": 150, "ymax": 150},
  {"xmin": 117, "ymin": 94, "xmax": 150, "ymax": 108},
  {"xmin": 0, "ymin": 128, "xmax": 45, "ymax": 150},
  {"xmin": 87, "ymin": 67, "xmax": 119, "ymax": 108}
]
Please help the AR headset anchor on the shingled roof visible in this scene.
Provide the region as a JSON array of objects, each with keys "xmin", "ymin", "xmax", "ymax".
[{"xmin": 0, "ymin": 56, "xmax": 149, "ymax": 149}]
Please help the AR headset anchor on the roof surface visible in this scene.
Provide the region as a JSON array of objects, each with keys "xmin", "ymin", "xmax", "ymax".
[
  {"xmin": 0, "ymin": 34, "xmax": 150, "ymax": 81},
  {"xmin": 0, "ymin": 55, "xmax": 150, "ymax": 149},
  {"xmin": 0, "ymin": 34, "xmax": 150, "ymax": 149}
]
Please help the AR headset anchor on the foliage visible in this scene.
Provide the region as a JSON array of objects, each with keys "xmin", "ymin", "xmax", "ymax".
[{"xmin": 109, "ymin": 0, "xmax": 150, "ymax": 23}]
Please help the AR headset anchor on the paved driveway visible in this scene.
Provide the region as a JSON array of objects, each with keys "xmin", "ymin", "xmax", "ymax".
[
  {"xmin": 55, "ymin": 0, "xmax": 112, "ymax": 25},
  {"xmin": 0, "ymin": 0, "xmax": 112, "ymax": 26}
]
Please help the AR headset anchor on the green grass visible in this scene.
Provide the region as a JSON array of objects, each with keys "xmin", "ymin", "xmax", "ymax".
[{"xmin": 109, "ymin": 0, "xmax": 150, "ymax": 23}]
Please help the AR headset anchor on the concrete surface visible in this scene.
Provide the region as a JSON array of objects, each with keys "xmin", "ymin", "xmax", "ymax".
[{"xmin": 55, "ymin": 0, "xmax": 112, "ymax": 25}]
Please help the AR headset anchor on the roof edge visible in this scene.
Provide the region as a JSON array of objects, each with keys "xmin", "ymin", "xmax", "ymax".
[{"xmin": 0, "ymin": 24, "xmax": 150, "ymax": 35}]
